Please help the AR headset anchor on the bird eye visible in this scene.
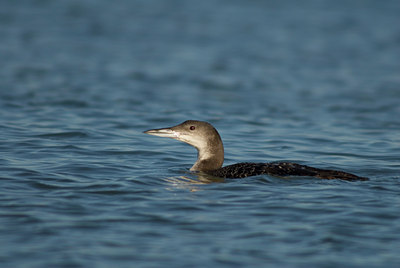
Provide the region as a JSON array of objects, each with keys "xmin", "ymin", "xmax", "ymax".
[{"xmin": 190, "ymin": 126, "xmax": 195, "ymax": 130}]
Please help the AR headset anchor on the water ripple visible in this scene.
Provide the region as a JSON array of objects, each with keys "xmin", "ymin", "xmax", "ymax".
[
  {"xmin": 34, "ymin": 131, "xmax": 90, "ymax": 139},
  {"xmin": 1, "ymin": 0, "xmax": 400, "ymax": 267}
]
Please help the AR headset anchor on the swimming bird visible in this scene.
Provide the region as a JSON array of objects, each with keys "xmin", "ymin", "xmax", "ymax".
[{"xmin": 144, "ymin": 120, "xmax": 368, "ymax": 181}]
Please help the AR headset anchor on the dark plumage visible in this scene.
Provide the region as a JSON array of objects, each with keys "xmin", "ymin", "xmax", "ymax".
[
  {"xmin": 144, "ymin": 120, "xmax": 368, "ymax": 181},
  {"xmin": 206, "ymin": 162, "xmax": 368, "ymax": 180}
]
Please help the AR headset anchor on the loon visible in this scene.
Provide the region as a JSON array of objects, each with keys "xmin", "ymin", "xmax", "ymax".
[{"xmin": 144, "ymin": 120, "xmax": 368, "ymax": 181}]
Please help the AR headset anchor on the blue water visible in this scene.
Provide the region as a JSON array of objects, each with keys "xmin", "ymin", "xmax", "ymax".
[{"xmin": 1, "ymin": 0, "xmax": 400, "ymax": 267}]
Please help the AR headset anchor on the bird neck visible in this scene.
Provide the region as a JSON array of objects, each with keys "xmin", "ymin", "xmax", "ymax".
[{"xmin": 190, "ymin": 138, "xmax": 224, "ymax": 171}]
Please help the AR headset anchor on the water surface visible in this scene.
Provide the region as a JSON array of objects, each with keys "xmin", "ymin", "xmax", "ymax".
[{"xmin": 1, "ymin": 0, "xmax": 400, "ymax": 267}]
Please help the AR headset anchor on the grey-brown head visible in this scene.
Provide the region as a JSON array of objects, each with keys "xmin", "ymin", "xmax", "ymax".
[{"xmin": 144, "ymin": 120, "xmax": 224, "ymax": 171}]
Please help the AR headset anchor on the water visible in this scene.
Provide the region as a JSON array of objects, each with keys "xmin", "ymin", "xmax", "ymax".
[{"xmin": 1, "ymin": 0, "xmax": 400, "ymax": 267}]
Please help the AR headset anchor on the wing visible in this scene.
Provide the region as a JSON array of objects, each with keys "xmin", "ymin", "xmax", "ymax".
[{"xmin": 206, "ymin": 162, "xmax": 368, "ymax": 181}]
